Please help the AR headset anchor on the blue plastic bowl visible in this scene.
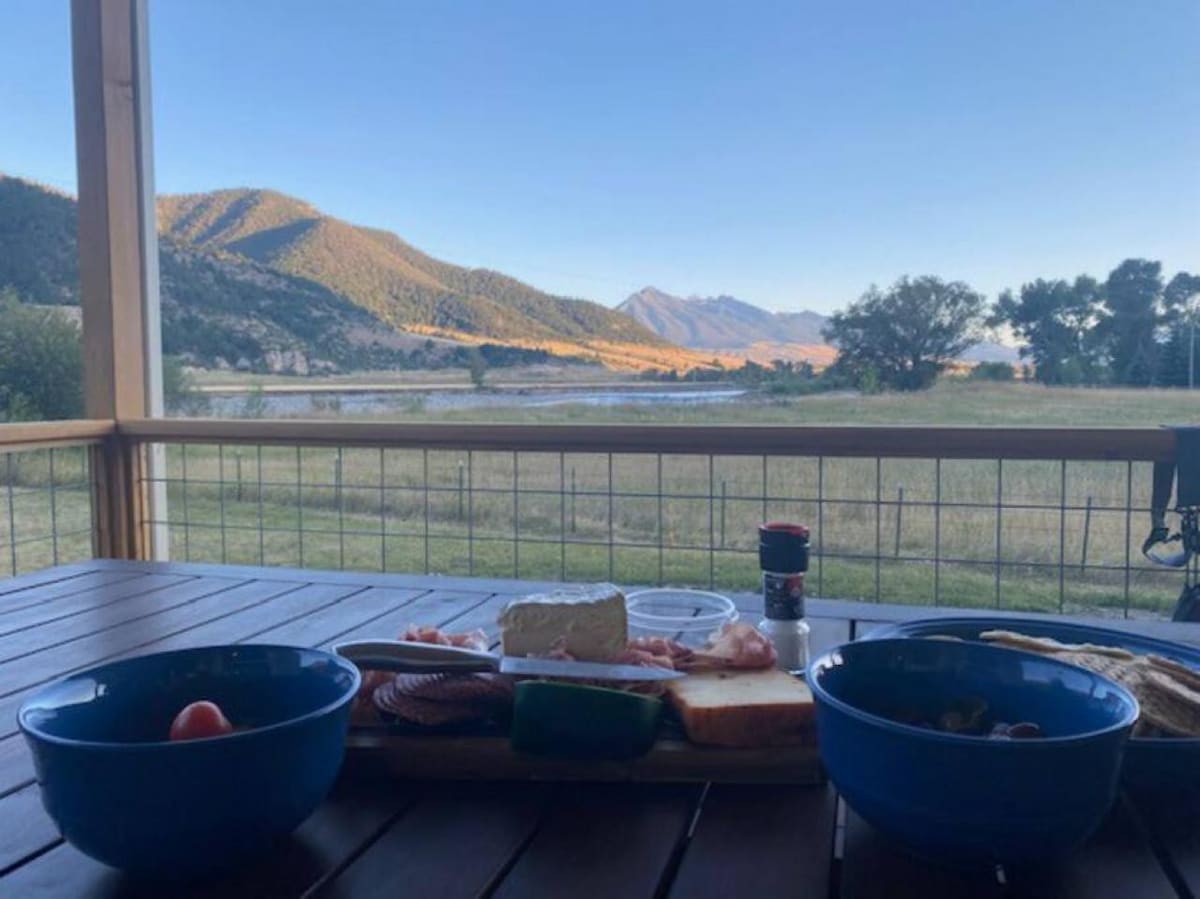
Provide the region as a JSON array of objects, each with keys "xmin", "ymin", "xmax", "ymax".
[
  {"xmin": 808, "ymin": 638, "xmax": 1138, "ymax": 867},
  {"xmin": 862, "ymin": 617, "xmax": 1200, "ymax": 801},
  {"xmin": 18, "ymin": 644, "xmax": 360, "ymax": 879}
]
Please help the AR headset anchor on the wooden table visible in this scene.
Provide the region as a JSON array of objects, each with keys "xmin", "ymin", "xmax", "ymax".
[{"xmin": 1, "ymin": 559, "xmax": 1199, "ymax": 898}]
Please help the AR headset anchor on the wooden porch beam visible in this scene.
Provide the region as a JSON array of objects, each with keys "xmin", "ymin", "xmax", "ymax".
[{"xmin": 71, "ymin": 0, "xmax": 163, "ymax": 559}]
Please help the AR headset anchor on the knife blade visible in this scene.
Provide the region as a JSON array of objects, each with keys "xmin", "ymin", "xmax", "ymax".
[{"xmin": 498, "ymin": 655, "xmax": 684, "ymax": 682}]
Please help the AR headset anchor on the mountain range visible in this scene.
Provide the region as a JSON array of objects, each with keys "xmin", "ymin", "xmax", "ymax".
[
  {"xmin": 619, "ymin": 286, "xmax": 1020, "ymax": 366},
  {"xmin": 0, "ymin": 175, "xmax": 424, "ymax": 374},
  {"xmin": 1, "ymin": 175, "xmax": 701, "ymax": 374},
  {"xmin": 156, "ymin": 189, "xmax": 660, "ymax": 348},
  {"xmin": 1, "ymin": 173, "xmax": 1018, "ymax": 375}
]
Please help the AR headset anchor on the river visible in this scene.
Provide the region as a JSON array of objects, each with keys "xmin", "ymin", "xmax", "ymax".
[{"xmin": 203, "ymin": 386, "xmax": 748, "ymax": 417}]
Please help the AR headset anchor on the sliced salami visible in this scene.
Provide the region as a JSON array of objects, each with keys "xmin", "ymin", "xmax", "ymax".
[
  {"xmin": 390, "ymin": 672, "xmax": 513, "ymax": 703},
  {"xmin": 372, "ymin": 681, "xmax": 494, "ymax": 726}
]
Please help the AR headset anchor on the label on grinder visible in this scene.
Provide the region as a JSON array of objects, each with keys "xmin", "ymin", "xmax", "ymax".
[{"xmin": 763, "ymin": 571, "xmax": 805, "ymax": 620}]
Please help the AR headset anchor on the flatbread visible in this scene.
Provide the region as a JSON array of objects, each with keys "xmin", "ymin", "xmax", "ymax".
[{"xmin": 978, "ymin": 629, "xmax": 1200, "ymax": 737}]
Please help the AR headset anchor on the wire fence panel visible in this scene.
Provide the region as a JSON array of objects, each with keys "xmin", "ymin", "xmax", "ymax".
[
  {"xmin": 0, "ymin": 446, "xmax": 95, "ymax": 578},
  {"xmin": 141, "ymin": 440, "xmax": 1184, "ymax": 618}
]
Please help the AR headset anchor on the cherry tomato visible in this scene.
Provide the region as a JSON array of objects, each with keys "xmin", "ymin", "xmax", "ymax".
[{"xmin": 169, "ymin": 700, "xmax": 234, "ymax": 741}]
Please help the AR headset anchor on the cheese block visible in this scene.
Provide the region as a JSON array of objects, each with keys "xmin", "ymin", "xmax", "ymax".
[
  {"xmin": 498, "ymin": 584, "xmax": 628, "ymax": 661},
  {"xmin": 665, "ymin": 669, "xmax": 815, "ymax": 748}
]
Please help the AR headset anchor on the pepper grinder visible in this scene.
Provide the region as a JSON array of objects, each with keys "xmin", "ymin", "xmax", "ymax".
[{"xmin": 757, "ymin": 522, "xmax": 811, "ymax": 675}]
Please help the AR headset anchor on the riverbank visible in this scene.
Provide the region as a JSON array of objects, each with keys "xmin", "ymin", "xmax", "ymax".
[
  {"xmin": 187, "ymin": 380, "xmax": 1200, "ymax": 427},
  {"xmin": 194, "ymin": 380, "xmax": 736, "ymax": 395},
  {"xmin": 191, "ymin": 363, "xmax": 652, "ymax": 391}
]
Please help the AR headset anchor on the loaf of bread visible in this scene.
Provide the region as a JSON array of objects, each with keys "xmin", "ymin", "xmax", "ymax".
[{"xmin": 665, "ymin": 669, "xmax": 815, "ymax": 748}]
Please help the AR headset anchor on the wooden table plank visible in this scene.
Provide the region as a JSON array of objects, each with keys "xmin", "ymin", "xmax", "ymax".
[
  {"xmin": 0, "ymin": 775, "xmax": 416, "ymax": 899},
  {"xmin": 0, "ymin": 783, "xmax": 59, "ymax": 876},
  {"xmin": 0, "ymin": 575, "xmax": 229, "ymax": 662},
  {"xmin": 839, "ymin": 809, "xmax": 1005, "ymax": 899},
  {"xmin": 316, "ymin": 590, "xmax": 497, "ymax": 650},
  {"xmin": 430, "ymin": 592, "xmax": 513, "ymax": 645},
  {"xmin": 0, "ymin": 733, "xmax": 35, "ymax": 798},
  {"xmin": 1094, "ymin": 796, "xmax": 1195, "ymax": 897},
  {"xmin": 245, "ymin": 586, "xmax": 417, "ymax": 647},
  {"xmin": 490, "ymin": 783, "xmax": 702, "ymax": 899},
  {"xmin": 668, "ymin": 784, "xmax": 836, "ymax": 899},
  {"xmin": 0, "ymin": 581, "xmax": 323, "ymax": 768},
  {"xmin": 0, "ymin": 562, "xmax": 104, "ymax": 599},
  {"xmin": 86, "ymin": 559, "xmax": 569, "ymax": 599},
  {"xmin": 314, "ymin": 782, "xmax": 547, "ymax": 899},
  {"xmin": 0, "ymin": 579, "xmax": 301, "ymax": 734},
  {"xmin": 0, "ymin": 574, "xmax": 197, "ymax": 640},
  {"xmin": 0, "ymin": 577, "xmax": 252, "ymax": 696},
  {"xmin": 0, "ymin": 570, "xmax": 143, "ymax": 616},
  {"xmin": 1005, "ymin": 797, "xmax": 1178, "ymax": 898},
  {"xmin": 92, "ymin": 582, "xmax": 361, "ymax": 664}
]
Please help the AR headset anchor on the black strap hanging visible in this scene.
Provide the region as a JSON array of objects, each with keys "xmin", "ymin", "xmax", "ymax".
[
  {"xmin": 1143, "ymin": 426, "xmax": 1200, "ymax": 567},
  {"xmin": 1140, "ymin": 426, "xmax": 1200, "ymax": 621}
]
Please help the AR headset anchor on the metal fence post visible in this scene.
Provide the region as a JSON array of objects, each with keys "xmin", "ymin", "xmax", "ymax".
[
  {"xmin": 571, "ymin": 467, "xmax": 577, "ymax": 533},
  {"xmin": 1081, "ymin": 494, "xmax": 1093, "ymax": 572},
  {"xmin": 720, "ymin": 479, "xmax": 727, "ymax": 549},
  {"xmin": 894, "ymin": 484, "xmax": 904, "ymax": 557},
  {"xmin": 334, "ymin": 454, "xmax": 343, "ymax": 509}
]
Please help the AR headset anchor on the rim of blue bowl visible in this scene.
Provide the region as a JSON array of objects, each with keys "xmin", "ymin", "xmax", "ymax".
[
  {"xmin": 17, "ymin": 644, "xmax": 362, "ymax": 751},
  {"xmin": 806, "ymin": 638, "xmax": 1140, "ymax": 746}
]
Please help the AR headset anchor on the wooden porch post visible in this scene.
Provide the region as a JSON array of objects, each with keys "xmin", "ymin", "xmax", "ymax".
[{"xmin": 71, "ymin": 0, "xmax": 166, "ymax": 560}]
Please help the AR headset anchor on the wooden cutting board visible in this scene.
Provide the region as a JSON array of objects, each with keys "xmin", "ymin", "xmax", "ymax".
[{"xmin": 345, "ymin": 729, "xmax": 824, "ymax": 784}]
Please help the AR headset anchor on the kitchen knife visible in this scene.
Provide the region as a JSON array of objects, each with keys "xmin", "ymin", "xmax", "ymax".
[{"xmin": 333, "ymin": 638, "xmax": 684, "ymax": 682}]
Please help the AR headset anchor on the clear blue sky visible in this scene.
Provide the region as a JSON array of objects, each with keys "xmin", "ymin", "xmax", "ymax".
[{"xmin": 2, "ymin": 0, "xmax": 1197, "ymax": 314}]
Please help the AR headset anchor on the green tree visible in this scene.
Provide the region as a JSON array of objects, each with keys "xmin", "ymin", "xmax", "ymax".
[
  {"xmin": 991, "ymin": 277, "xmax": 1106, "ymax": 385},
  {"xmin": 822, "ymin": 276, "xmax": 986, "ymax": 391},
  {"xmin": 467, "ymin": 347, "xmax": 488, "ymax": 389},
  {"xmin": 1101, "ymin": 259, "xmax": 1164, "ymax": 385},
  {"xmin": 1159, "ymin": 272, "xmax": 1200, "ymax": 388},
  {"xmin": 0, "ymin": 289, "xmax": 84, "ymax": 421}
]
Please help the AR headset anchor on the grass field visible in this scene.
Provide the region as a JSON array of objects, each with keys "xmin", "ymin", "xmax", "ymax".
[{"xmin": 3, "ymin": 382, "xmax": 1197, "ymax": 617}]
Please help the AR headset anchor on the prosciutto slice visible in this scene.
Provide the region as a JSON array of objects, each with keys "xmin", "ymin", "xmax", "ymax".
[
  {"xmin": 687, "ymin": 622, "xmax": 777, "ymax": 670},
  {"xmin": 626, "ymin": 624, "xmax": 776, "ymax": 670},
  {"xmin": 401, "ymin": 625, "xmax": 489, "ymax": 651}
]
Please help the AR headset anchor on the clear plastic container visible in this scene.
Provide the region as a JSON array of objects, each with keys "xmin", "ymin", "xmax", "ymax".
[{"xmin": 625, "ymin": 589, "xmax": 737, "ymax": 645}]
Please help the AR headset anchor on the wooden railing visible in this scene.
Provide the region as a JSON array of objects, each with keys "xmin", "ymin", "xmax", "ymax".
[
  {"xmin": 0, "ymin": 420, "xmax": 114, "ymax": 577},
  {"xmin": 0, "ymin": 418, "xmax": 1186, "ymax": 614},
  {"xmin": 0, "ymin": 420, "xmax": 114, "ymax": 453},
  {"xmin": 118, "ymin": 418, "xmax": 1175, "ymax": 461},
  {"xmin": 0, "ymin": 417, "xmax": 1156, "ymax": 617}
]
